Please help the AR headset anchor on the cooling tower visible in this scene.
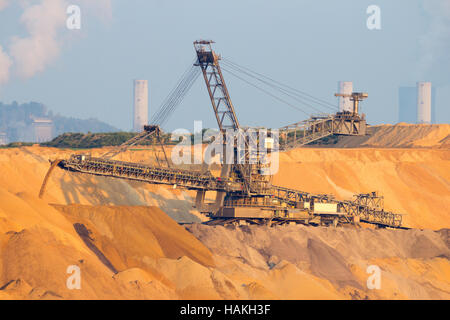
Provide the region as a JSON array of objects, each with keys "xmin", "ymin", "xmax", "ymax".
[
  {"xmin": 417, "ymin": 82, "xmax": 432, "ymax": 124},
  {"xmin": 338, "ymin": 81, "xmax": 353, "ymax": 112},
  {"xmin": 133, "ymin": 80, "xmax": 149, "ymax": 132}
]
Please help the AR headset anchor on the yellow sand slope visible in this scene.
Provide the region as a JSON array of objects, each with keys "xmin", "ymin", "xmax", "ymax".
[
  {"xmin": 334, "ymin": 123, "xmax": 450, "ymax": 148},
  {"xmin": 0, "ymin": 123, "xmax": 448, "ymax": 299}
]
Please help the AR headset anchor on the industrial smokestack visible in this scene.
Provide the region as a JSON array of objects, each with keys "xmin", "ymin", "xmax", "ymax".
[
  {"xmin": 337, "ymin": 81, "xmax": 353, "ymax": 112},
  {"xmin": 133, "ymin": 80, "xmax": 149, "ymax": 132},
  {"xmin": 417, "ymin": 82, "xmax": 432, "ymax": 124}
]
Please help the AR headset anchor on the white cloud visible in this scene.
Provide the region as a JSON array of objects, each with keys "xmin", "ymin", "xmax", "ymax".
[
  {"xmin": 0, "ymin": 0, "xmax": 9, "ymax": 11},
  {"xmin": 10, "ymin": 34, "xmax": 61, "ymax": 79}
]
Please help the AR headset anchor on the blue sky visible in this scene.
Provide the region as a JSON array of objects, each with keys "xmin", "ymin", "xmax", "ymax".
[{"xmin": 0, "ymin": 0, "xmax": 449, "ymax": 131}]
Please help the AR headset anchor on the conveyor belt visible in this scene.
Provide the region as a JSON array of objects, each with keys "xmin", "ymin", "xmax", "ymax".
[{"xmin": 56, "ymin": 154, "xmax": 243, "ymax": 192}]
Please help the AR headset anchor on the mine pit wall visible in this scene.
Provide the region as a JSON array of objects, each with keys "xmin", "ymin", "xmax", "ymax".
[
  {"xmin": 186, "ymin": 223, "xmax": 450, "ymax": 300},
  {"xmin": 0, "ymin": 138, "xmax": 449, "ymax": 299}
]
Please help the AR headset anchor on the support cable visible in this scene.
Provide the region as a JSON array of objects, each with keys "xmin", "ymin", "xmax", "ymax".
[
  {"xmin": 151, "ymin": 59, "xmax": 200, "ymax": 127},
  {"xmin": 220, "ymin": 66, "xmax": 310, "ymax": 117},
  {"xmin": 221, "ymin": 61, "xmax": 326, "ymax": 114},
  {"xmin": 222, "ymin": 58, "xmax": 337, "ymax": 111}
]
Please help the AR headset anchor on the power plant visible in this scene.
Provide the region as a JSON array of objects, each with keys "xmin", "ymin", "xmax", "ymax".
[
  {"xmin": 417, "ymin": 82, "xmax": 432, "ymax": 124},
  {"xmin": 133, "ymin": 80, "xmax": 149, "ymax": 132}
]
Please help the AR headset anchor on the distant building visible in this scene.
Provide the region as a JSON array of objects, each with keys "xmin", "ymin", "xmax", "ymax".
[
  {"xmin": 133, "ymin": 80, "xmax": 149, "ymax": 132},
  {"xmin": 337, "ymin": 81, "xmax": 353, "ymax": 112},
  {"xmin": 398, "ymin": 83, "xmax": 436, "ymax": 124},
  {"xmin": 417, "ymin": 82, "xmax": 432, "ymax": 124},
  {"xmin": 0, "ymin": 132, "xmax": 7, "ymax": 145},
  {"xmin": 32, "ymin": 118, "xmax": 53, "ymax": 143}
]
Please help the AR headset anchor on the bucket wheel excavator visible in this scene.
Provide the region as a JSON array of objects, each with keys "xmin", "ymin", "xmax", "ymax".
[{"xmin": 40, "ymin": 40, "xmax": 405, "ymax": 229}]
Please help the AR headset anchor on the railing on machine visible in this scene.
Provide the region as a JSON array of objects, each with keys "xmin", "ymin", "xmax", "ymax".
[
  {"xmin": 279, "ymin": 115, "xmax": 336, "ymax": 150},
  {"xmin": 57, "ymin": 154, "xmax": 243, "ymax": 192},
  {"xmin": 279, "ymin": 112, "xmax": 367, "ymax": 150}
]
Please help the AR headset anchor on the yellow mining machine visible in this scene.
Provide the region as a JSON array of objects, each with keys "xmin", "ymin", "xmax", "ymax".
[{"xmin": 40, "ymin": 40, "xmax": 405, "ymax": 229}]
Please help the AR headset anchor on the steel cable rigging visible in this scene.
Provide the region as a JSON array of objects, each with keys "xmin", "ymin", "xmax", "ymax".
[
  {"xmin": 150, "ymin": 55, "xmax": 338, "ymax": 129},
  {"xmin": 221, "ymin": 58, "xmax": 337, "ymax": 113},
  {"xmin": 151, "ymin": 59, "xmax": 200, "ymax": 127},
  {"xmin": 219, "ymin": 65, "xmax": 311, "ymax": 117},
  {"xmin": 221, "ymin": 61, "xmax": 325, "ymax": 114}
]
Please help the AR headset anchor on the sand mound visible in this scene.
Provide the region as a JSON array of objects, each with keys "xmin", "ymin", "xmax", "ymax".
[
  {"xmin": 0, "ymin": 206, "xmax": 217, "ymax": 299},
  {"xmin": 307, "ymin": 238, "xmax": 362, "ymax": 289},
  {"xmin": 0, "ymin": 136, "xmax": 448, "ymax": 299},
  {"xmin": 187, "ymin": 224, "xmax": 450, "ymax": 299},
  {"xmin": 51, "ymin": 205, "xmax": 214, "ymax": 268},
  {"xmin": 0, "ymin": 187, "xmax": 217, "ymax": 299},
  {"xmin": 332, "ymin": 124, "xmax": 450, "ymax": 148}
]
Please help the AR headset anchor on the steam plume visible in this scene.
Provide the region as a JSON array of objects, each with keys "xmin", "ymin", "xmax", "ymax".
[
  {"xmin": 10, "ymin": 0, "xmax": 68, "ymax": 78},
  {"xmin": 0, "ymin": 0, "xmax": 9, "ymax": 11},
  {"xmin": 1, "ymin": 0, "xmax": 113, "ymax": 82}
]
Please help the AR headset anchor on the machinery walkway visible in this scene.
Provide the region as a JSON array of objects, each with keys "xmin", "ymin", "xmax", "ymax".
[
  {"xmin": 279, "ymin": 112, "xmax": 367, "ymax": 150},
  {"xmin": 55, "ymin": 154, "xmax": 242, "ymax": 192}
]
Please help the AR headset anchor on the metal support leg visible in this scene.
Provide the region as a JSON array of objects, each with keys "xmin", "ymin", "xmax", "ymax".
[{"xmin": 195, "ymin": 190, "xmax": 206, "ymax": 211}]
